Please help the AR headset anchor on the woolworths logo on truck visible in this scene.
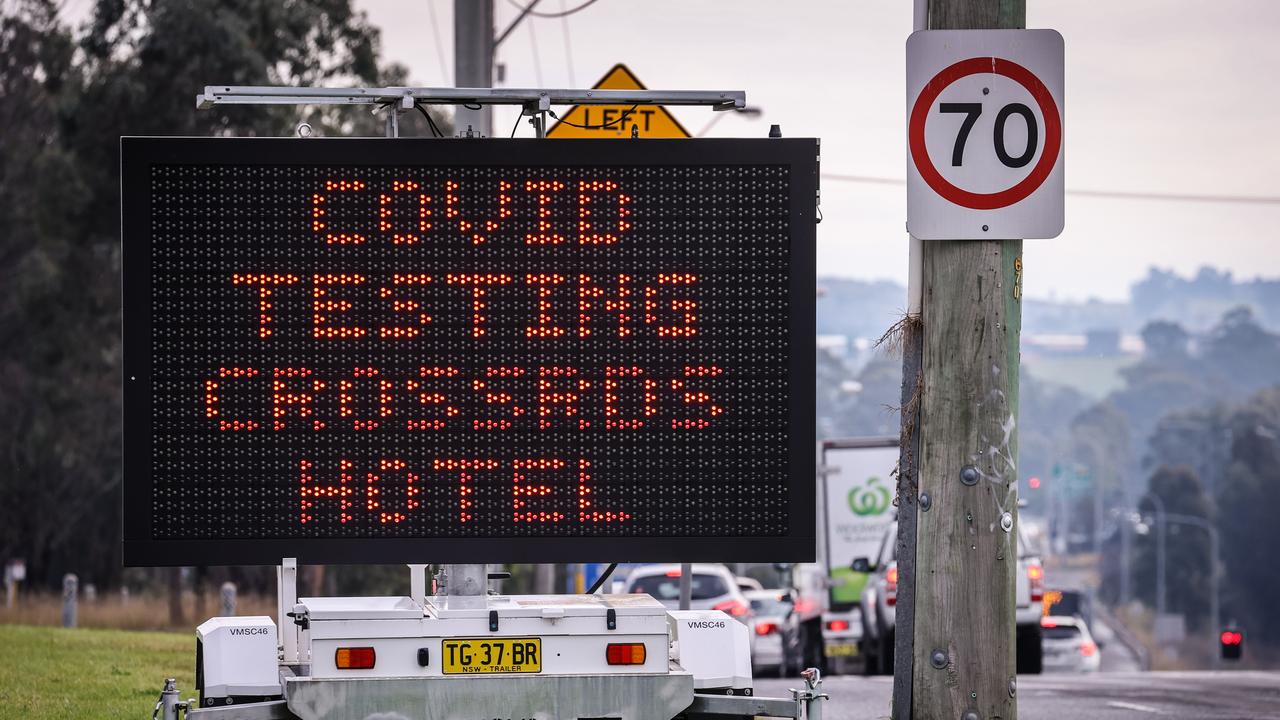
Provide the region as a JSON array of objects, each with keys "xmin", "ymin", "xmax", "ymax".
[{"xmin": 848, "ymin": 476, "xmax": 891, "ymax": 517}]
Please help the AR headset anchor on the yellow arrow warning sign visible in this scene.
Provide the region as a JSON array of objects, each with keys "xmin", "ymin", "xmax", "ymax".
[{"xmin": 546, "ymin": 64, "xmax": 691, "ymax": 139}]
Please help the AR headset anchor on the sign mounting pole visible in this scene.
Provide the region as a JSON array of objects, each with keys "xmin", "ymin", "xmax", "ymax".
[
  {"xmin": 454, "ymin": 0, "xmax": 494, "ymax": 136},
  {"xmin": 909, "ymin": 1, "xmax": 1026, "ymax": 720}
]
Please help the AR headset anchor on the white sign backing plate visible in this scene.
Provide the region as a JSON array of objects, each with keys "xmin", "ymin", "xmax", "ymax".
[{"xmin": 907, "ymin": 29, "xmax": 1064, "ymax": 240}]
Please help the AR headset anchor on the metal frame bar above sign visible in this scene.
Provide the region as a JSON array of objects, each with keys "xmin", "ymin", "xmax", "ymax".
[{"xmin": 196, "ymin": 86, "xmax": 746, "ymax": 113}]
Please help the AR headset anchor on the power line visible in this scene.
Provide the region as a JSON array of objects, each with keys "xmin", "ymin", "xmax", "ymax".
[
  {"xmin": 527, "ymin": 4, "xmax": 544, "ymax": 86},
  {"xmin": 1064, "ymin": 188, "xmax": 1280, "ymax": 206},
  {"xmin": 821, "ymin": 173, "xmax": 1280, "ymax": 206},
  {"xmin": 506, "ymin": 0, "xmax": 603, "ymax": 19},
  {"xmin": 426, "ymin": 0, "xmax": 450, "ymax": 85},
  {"xmin": 559, "ymin": 0, "xmax": 576, "ymax": 87},
  {"xmin": 822, "ymin": 174, "xmax": 908, "ymax": 187}
]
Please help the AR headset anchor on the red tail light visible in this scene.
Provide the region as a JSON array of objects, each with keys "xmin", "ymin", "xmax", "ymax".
[
  {"xmin": 756, "ymin": 622, "xmax": 779, "ymax": 636},
  {"xmin": 714, "ymin": 599, "xmax": 750, "ymax": 618},
  {"xmin": 825, "ymin": 619, "xmax": 850, "ymax": 632},
  {"xmin": 665, "ymin": 569, "xmax": 682, "ymax": 577},
  {"xmin": 885, "ymin": 563, "xmax": 899, "ymax": 606},
  {"xmin": 1027, "ymin": 563, "xmax": 1044, "ymax": 603},
  {"xmin": 1080, "ymin": 641, "xmax": 1097, "ymax": 657},
  {"xmin": 335, "ymin": 647, "xmax": 376, "ymax": 670},
  {"xmin": 1221, "ymin": 631, "xmax": 1243, "ymax": 646},
  {"xmin": 606, "ymin": 643, "xmax": 647, "ymax": 665}
]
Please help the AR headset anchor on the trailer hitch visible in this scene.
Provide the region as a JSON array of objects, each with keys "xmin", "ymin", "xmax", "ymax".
[
  {"xmin": 152, "ymin": 678, "xmax": 188, "ymax": 720},
  {"xmin": 790, "ymin": 668, "xmax": 829, "ymax": 720}
]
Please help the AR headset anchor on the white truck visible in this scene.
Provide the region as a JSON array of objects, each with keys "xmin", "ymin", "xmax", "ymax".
[
  {"xmin": 855, "ymin": 521, "xmax": 1046, "ymax": 675},
  {"xmin": 156, "ymin": 562, "xmax": 829, "ymax": 720},
  {"xmin": 792, "ymin": 437, "xmax": 899, "ymax": 674}
]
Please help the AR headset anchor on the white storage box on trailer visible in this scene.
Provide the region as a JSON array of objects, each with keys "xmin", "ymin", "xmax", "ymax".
[
  {"xmin": 195, "ymin": 616, "xmax": 281, "ymax": 705},
  {"xmin": 668, "ymin": 610, "xmax": 754, "ymax": 694}
]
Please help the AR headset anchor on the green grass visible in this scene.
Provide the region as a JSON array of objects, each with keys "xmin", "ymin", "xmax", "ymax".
[{"xmin": 0, "ymin": 624, "xmax": 193, "ymax": 720}]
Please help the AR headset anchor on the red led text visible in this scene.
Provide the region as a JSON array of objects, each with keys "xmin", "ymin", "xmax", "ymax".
[
  {"xmin": 313, "ymin": 177, "xmax": 630, "ymax": 246},
  {"xmin": 208, "ymin": 365, "xmax": 725, "ymax": 433},
  {"xmin": 231, "ymin": 271, "xmax": 700, "ymax": 341},
  {"xmin": 299, "ymin": 456, "xmax": 630, "ymax": 525}
]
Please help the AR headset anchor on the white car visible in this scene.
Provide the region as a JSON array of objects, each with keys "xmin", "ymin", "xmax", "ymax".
[
  {"xmin": 745, "ymin": 589, "xmax": 801, "ymax": 676},
  {"xmin": 1040, "ymin": 615, "xmax": 1101, "ymax": 672},
  {"xmin": 625, "ymin": 564, "xmax": 754, "ymax": 624}
]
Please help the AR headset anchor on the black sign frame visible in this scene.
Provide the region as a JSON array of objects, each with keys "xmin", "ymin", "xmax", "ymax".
[{"xmin": 121, "ymin": 136, "xmax": 816, "ymax": 566}]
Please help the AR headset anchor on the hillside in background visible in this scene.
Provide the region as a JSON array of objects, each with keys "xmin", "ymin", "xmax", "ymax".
[{"xmin": 818, "ymin": 266, "xmax": 1280, "ymax": 341}]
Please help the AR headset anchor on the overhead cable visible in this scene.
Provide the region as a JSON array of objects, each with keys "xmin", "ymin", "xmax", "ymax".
[
  {"xmin": 506, "ymin": 0, "xmax": 603, "ymax": 19},
  {"xmin": 821, "ymin": 173, "xmax": 1280, "ymax": 206},
  {"xmin": 426, "ymin": 0, "xmax": 450, "ymax": 85},
  {"xmin": 559, "ymin": 0, "xmax": 577, "ymax": 87}
]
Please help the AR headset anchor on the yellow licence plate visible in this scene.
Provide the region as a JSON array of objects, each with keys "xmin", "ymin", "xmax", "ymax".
[
  {"xmin": 442, "ymin": 637, "xmax": 542, "ymax": 674},
  {"xmin": 825, "ymin": 643, "xmax": 859, "ymax": 658}
]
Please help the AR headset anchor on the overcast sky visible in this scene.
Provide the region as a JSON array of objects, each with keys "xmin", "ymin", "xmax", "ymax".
[{"xmin": 364, "ymin": 1, "xmax": 1280, "ymax": 301}]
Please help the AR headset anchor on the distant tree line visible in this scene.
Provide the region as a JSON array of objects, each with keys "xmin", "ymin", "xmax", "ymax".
[
  {"xmin": 817, "ymin": 267, "xmax": 1280, "ymax": 339},
  {"xmin": 0, "ymin": 0, "xmax": 446, "ymax": 594},
  {"xmin": 1133, "ymin": 267, "xmax": 1280, "ymax": 333}
]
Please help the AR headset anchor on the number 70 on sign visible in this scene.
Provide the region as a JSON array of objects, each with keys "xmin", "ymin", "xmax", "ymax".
[{"xmin": 906, "ymin": 29, "xmax": 1065, "ymax": 240}]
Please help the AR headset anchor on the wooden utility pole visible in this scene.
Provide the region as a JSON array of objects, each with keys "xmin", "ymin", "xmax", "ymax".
[{"xmin": 905, "ymin": 1, "xmax": 1025, "ymax": 719}]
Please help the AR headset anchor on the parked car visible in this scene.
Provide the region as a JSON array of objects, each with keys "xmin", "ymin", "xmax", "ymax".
[
  {"xmin": 1040, "ymin": 615, "xmax": 1101, "ymax": 673},
  {"xmin": 745, "ymin": 589, "xmax": 801, "ymax": 676},
  {"xmin": 625, "ymin": 563, "xmax": 753, "ymax": 624},
  {"xmin": 855, "ymin": 521, "xmax": 1046, "ymax": 675}
]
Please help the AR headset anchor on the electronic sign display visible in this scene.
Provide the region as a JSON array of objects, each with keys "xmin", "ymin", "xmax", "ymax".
[{"xmin": 121, "ymin": 137, "xmax": 816, "ymax": 566}]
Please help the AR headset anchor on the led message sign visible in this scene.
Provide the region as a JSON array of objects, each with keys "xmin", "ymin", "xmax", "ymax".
[{"xmin": 121, "ymin": 137, "xmax": 816, "ymax": 566}]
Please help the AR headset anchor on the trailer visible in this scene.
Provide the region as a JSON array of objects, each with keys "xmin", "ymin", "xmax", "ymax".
[
  {"xmin": 154, "ymin": 563, "xmax": 826, "ymax": 720},
  {"xmin": 128, "ymin": 83, "xmax": 823, "ymax": 719}
]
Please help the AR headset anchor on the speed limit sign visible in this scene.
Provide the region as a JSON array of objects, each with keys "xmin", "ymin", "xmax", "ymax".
[{"xmin": 906, "ymin": 30, "xmax": 1064, "ymax": 240}]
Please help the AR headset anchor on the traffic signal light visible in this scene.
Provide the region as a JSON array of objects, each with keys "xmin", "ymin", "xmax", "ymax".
[{"xmin": 1220, "ymin": 629, "xmax": 1244, "ymax": 661}]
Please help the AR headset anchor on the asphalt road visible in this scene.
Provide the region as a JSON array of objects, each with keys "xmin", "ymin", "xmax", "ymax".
[{"xmin": 755, "ymin": 671, "xmax": 1280, "ymax": 719}]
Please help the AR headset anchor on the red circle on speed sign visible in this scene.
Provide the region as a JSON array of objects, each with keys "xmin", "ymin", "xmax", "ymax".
[{"xmin": 909, "ymin": 56, "xmax": 1062, "ymax": 211}]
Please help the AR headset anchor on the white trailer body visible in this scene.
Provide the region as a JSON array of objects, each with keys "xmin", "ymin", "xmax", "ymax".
[{"xmin": 182, "ymin": 584, "xmax": 813, "ymax": 720}]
